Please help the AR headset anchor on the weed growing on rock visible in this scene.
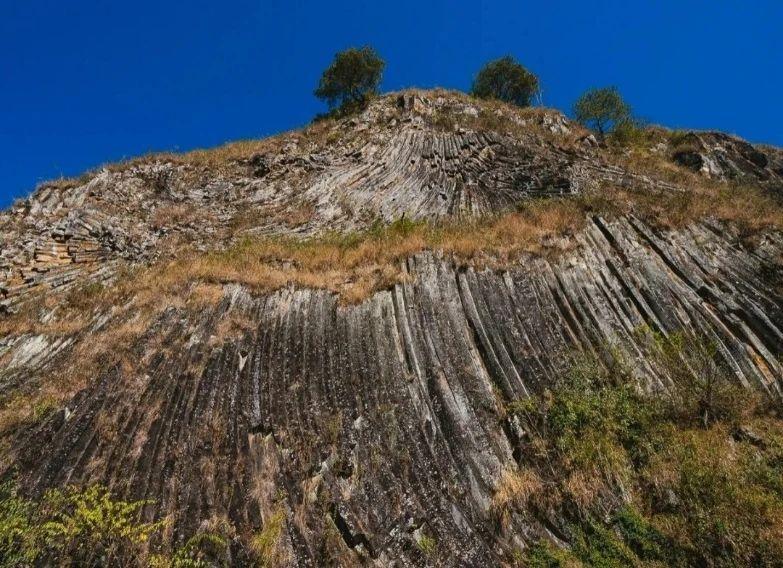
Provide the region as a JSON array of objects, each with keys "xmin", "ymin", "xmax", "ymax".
[
  {"xmin": 0, "ymin": 482, "xmax": 165, "ymax": 566},
  {"xmin": 149, "ymin": 532, "xmax": 230, "ymax": 568},
  {"xmin": 416, "ymin": 531, "xmax": 437, "ymax": 557},
  {"xmin": 252, "ymin": 508, "xmax": 288, "ymax": 567}
]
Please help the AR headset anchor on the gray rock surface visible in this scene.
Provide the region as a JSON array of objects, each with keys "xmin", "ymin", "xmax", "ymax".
[
  {"xmin": 6, "ymin": 91, "xmax": 766, "ymax": 312},
  {"xmin": 2, "ymin": 90, "xmax": 783, "ymax": 565},
  {"xmin": 6, "ymin": 215, "xmax": 783, "ymax": 565}
]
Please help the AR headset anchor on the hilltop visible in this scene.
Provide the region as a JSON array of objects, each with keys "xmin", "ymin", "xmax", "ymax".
[
  {"xmin": 1, "ymin": 90, "xmax": 783, "ymax": 566},
  {"xmin": 2, "ymin": 90, "xmax": 782, "ymax": 310}
]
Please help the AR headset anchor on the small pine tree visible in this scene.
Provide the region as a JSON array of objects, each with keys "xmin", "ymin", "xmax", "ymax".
[
  {"xmin": 314, "ymin": 46, "xmax": 385, "ymax": 114},
  {"xmin": 573, "ymin": 87, "xmax": 631, "ymax": 139},
  {"xmin": 471, "ymin": 56, "xmax": 539, "ymax": 107}
]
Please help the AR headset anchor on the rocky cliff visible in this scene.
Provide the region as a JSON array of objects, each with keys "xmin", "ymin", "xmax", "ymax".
[{"xmin": 1, "ymin": 90, "xmax": 783, "ymax": 566}]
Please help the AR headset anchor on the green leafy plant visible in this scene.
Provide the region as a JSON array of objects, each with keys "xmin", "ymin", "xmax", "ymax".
[
  {"xmin": 471, "ymin": 56, "xmax": 539, "ymax": 107},
  {"xmin": 41, "ymin": 484, "xmax": 163, "ymax": 564},
  {"xmin": 416, "ymin": 532, "xmax": 437, "ymax": 557},
  {"xmin": 573, "ymin": 86, "xmax": 631, "ymax": 139},
  {"xmin": 523, "ymin": 540, "xmax": 579, "ymax": 567},
  {"xmin": 314, "ymin": 46, "xmax": 385, "ymax": 115},
  {"xmin": 0, "ymin": 481, "xmax": 37, "ymax": 566},
  {"xmin": 252, "ymin": 509, "xmax": 287, "ymax": 567},
  {"xmin": 0, "ymin": 482, "xmax": 166, "ymax": 567},
  {"xmin": 506, "ymin": 335, "xmax": 783, "ymax": 567}
]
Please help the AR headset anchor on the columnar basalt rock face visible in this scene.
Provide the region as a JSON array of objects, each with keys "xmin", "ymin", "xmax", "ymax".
[
  {"xmin": 6, "ymin": 91, "xmax": 766, "ymax": 312},
  {"xmin": 671, "ymin": 131, "xmax": 783, "ymax": 189},
  {"xmin": 304, "ymin": 129, "xmax": 577, "ymax": 223},
  {"xmin": 2, "ymin": 90, "xmax": 783, "ymax": 565},
  {"xmin": 6, "ymin": 216, "xmax": 783, "ymax": 565}
]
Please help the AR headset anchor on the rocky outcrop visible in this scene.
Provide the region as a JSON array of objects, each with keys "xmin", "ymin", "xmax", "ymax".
[
  {"xmin": 6, "ymin": 214, "xmax": 783, "ymax": 565},
  {"xmin": 671, "ymin": 131, "xmax": 783, "ymax": 190},
  {"xmin": 2, "ymin": 90, "xmax": 783, "ymax": 565},
  {"xmin": 7, "ymin": 91, "xmax": 777, "ymax": 313}
]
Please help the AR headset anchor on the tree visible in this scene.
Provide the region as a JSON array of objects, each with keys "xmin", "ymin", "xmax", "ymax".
[
  {"xmin": 471, "ymin": 56, "xmax": 539, "ymax": 107},
  {"xmin": 314, "ymin": 46, "xmax": 385, "ymax": 113},
  {"xmin": 573, "ymin": 87, "xmax": 631, "ymax": 139}
]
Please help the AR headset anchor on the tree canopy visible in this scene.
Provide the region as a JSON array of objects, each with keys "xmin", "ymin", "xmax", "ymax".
[
  {"xmin": 573, "ymin": 87, "xmax": 631, "ymax": 138},
  {"xmin": 471, "ymin": 56, "xmax": 539, "ymax": 107},
  {"xmin": 314, "ymin": 47, "xmax": 385, "ymax": 113}
]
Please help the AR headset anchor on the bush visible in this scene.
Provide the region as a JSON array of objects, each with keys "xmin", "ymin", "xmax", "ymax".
[
  {"xmin": 524, "ymin": 540, "xmax": 578, "ymax": 567},
  {"xmin": 505, "ymin": 335, "xmax": 783, "ymax": 567},
  {"xmin": 573, "ymin": 86, "xmax": 631, "ymax": 139},
  {"xmin": 521, "ymin": 352, "xmax": 659, "ymax": 478},
  {"xmin": 0, "ymin": 482, "xmax": 165, "ymax": 566},
  {"xmin": 471, "ymin": 56, "xmax": 539, "ymax": 107},
  {"xmin": 0, "ymin": 481, "xmax": 36, "ymax": 566},
  {"xmin": 614, "ymin": 505, "xmax": 680, "ymax": 564},
  {"xmin": 608, "ymin": 117, "xmax": 650, "ymax": 148},
  {"xmin": 641, "ymin": 330, "xmax": 760, "ymax": 427},
  {"xmin": 314, "ymin": 46, "xmax": 385, "ymax": 115},
  {"xmin": 648, "ymin": 426, "xmax": 783, "ymax": 565}
]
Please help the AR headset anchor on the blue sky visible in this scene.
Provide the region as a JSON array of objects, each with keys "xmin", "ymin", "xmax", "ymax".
[{"xmin": 2, "ymin": 0, "xmax": 781, "ymax": 207}]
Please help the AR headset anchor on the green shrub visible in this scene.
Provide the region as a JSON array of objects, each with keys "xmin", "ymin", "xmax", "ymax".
[
  {"xmin": 314, "ymin": 46, "xmax": 385, "ymax": 115},
  {"xmin": 471, "ymin": 56, "xmax": 539, "ymax": 107},
  {"xmin": 430, "ymin": 110, "xmax": 457, "ymax": 132},
  {"xmin": 614, "ymin": 506, "xmax": 685, "ymax": 565},
  {"xmin": 515, "ymin": 352, "xmax": 659, "ymax": 480},
  {"xmin": 0, "ymin": 482, "xmax": 165, "ymax": 567},
  {"xmin": 524, "ymin": 540, "xmax": 579, "ymax": 567},
  {"xmin": 505, "ymin": 335, "xmax": 783, "ymax": 567},
  {"xmin": 573, "ymin": 87, "xmax": 631, "ymax": 139},
  {"xmin": 416, "ymin": 532, "xmax": 437, "ymax": 557},
  {"xmin": 608, "ymin": 118, "xmax": 650, "ymax": 149},
  {"xmin": 641, "ymin": 330, "xmax": 760, "ymax": 427},
  {"xmin": 0, "ymin": 481, "xmax": 37, "ymax": 566},
  {"xmin": 569, "ymin": 520, "xmax": 637, "ymax": 567},
  {"xmin": 645, "ymin": 426, "xmax": 783, "ymax": 566}
]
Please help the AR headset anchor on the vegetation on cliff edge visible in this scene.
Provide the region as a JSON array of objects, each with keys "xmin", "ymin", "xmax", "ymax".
[{"xmin": 497, "ymin": 332, "xmax": 783, "ymax": 567}]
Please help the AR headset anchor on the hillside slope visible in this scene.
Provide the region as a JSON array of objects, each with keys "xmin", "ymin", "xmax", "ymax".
[{"xmin": 2, "ymin": 90, "xmax": 783, "ymax": 566}]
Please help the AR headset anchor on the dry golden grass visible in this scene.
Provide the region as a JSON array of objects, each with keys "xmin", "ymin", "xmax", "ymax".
[
  {"xmin": 492, "ymin": 468, "xmax": 545, "ymax": 516},
  {"xmin": 231, "ymin": 201, "xmax": 317, "ymax": 233},
  {"xmin": 211, "ymin": 312, "xmax": 255, "ymax": 345},
  {"xmin": 0, "ymin": 395, "xmax": 58, "ymax": 449},
  {"xmin": 593, "ymin": 178, "xmax": 783, "ymax": 232},
  {"xmin": 0, "ymin": 297, "xmax": 157, "ymax": 457},
  {"xmin": 187, "ymin": 283, "xmax": 226, "ymax": 308},
  {"xmin": 135, "ymin": 198, "xmax": 586, "ymax": 305},
  {"xmin": 142, "ymin": 179, "xmax": 783, "ymax": 306},
  {"xmin": 0, "ymin": 305, "xmax": 86, "ymax": 338},
  {"xmin": 5, "ymin": 173, "xmax": 782, "ymax": 347},
  {"xmin": 563, "ymin": 470, "xmax": 605, "ymax": 512}
]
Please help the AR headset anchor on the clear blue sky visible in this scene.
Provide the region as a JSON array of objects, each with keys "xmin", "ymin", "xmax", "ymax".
[{"xmin": 2, "ymin": 0, "xmax": 781, "ymax": 207}]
